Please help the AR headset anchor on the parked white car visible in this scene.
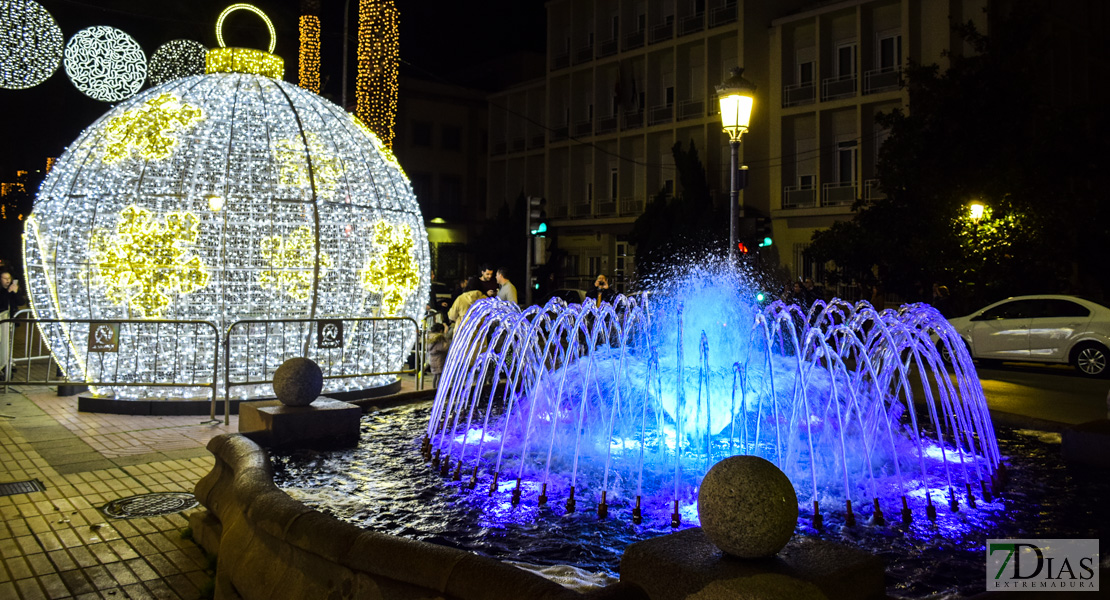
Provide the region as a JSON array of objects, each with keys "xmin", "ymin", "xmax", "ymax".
[{"xmin": 945, "ymin": 295, "xmax": 1110, "ymax": 377}]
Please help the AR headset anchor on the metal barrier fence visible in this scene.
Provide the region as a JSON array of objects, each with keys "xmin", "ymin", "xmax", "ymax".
[
  {"xmin": 1, "ymin": 315, "xmax": 221, "ymax": 417},
  {"xmin": 222, "ymin": 316, "xmax": 424, "ymax": 424}
]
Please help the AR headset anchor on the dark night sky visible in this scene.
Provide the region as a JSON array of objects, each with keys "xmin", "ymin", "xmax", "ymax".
[{"xmin": 1, "ymin": 0, "xmax": 546, "ymax": 174}]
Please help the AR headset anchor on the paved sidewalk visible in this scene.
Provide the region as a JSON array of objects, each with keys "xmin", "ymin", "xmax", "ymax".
[{"xmin": 0, "ymin": 375, "xmax": 429, "ymax": 600}]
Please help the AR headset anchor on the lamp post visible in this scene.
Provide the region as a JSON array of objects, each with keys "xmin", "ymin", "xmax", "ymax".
[{"xmin": 716, "ymin": 67, "xmax": 757, "ymax": 263}]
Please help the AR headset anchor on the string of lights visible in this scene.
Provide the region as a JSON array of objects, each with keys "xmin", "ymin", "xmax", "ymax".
[
  {"xmin": 0, "ymin": 0, "xmax": 63, "ymax": 89},
  {"xmin": 148, "ymin": 39, "xmax": 208, "ymax": 87},
  {"xmin": 63, "ymin": 25, "xmax": 146, "ymax": 102},
  {"xmin": 355, "ymin": 0, "xmax": 399, "ymax": 148},
  {"xmin": 298, "ymin": 14, "xmax": 320, "ymax": 93}
]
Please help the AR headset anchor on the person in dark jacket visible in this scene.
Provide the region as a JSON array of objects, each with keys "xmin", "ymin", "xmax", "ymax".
[{"xmin": 587, "ymin": 274, "xmax": 616, "ymax": 305}]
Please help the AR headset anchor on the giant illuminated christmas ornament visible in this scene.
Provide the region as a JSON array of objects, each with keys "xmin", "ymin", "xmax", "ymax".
[
  {"xmin": 148, "ymin": 39, "xmax": 207, "ymax": 87},
  {"xmin": 24, "ymin": 3, "xmax": 430, "ymax": 400},
  {"xmin": 63, "ymin": 25, "xmax": 147, "ymax": 102}
]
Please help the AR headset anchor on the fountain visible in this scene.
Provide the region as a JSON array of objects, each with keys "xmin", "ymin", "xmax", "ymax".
[{"xmin": 425, "ymin": 262, "xmax": 1000, "ymax": 527}]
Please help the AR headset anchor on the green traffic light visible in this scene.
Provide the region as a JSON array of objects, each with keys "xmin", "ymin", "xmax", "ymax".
[
  {"xmin": 755, "ymin": 291, "xmax": 765, "ymax": 302},
  {"xmin": 530, "ymin": 222, "xmax": 548, "ymax": 235},
  {"xmin": 758, "ymin": 236, "xmax": 772, "ymax": 247}
]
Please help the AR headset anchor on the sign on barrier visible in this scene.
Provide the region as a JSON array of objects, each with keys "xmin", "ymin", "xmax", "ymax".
[
  {"xmin": 317, "ymin": 320, "xmax": 344, "ymax": 349},
  {"xmin": 87, "ymin": 322, "xmax": 120, "ymax": 353}
]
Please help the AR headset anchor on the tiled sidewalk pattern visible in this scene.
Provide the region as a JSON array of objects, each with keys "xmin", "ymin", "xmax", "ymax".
[{"xmin": 0, "ymin": 387, "xmax": 238, "ymax": 599}]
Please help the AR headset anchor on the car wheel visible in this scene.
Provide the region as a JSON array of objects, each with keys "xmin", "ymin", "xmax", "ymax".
[
  {"xmin": 1072, "ymin": 342, "xmax": 1109, "ymax": 378},
  {"xmin": 937, "ymin": 339, "xmax": 971, "ymax": 367}
]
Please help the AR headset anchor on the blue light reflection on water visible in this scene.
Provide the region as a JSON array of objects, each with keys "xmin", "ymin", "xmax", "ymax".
[{"xmin": 271, "ymin": 405, "xmax": 1109, "ymax": 599}]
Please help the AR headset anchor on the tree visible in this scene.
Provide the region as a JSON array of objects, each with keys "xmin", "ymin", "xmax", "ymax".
[
  {"xmin": 629, "ymin": 141, "xmax": 727, "ymax": 283},
  {"xmin": 806, "ymin": 4, "xmax": 1110, "ymax": 310}
]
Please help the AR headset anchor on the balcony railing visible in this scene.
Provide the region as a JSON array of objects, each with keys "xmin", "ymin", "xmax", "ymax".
[
  {"xmin": 551, "ymin": 52, "xmax": 569, "ymax": 71},
  {"xmin": 596, "ymin": 115, "xmax": 618, "ymax": 135},
  {"xmin": 529, "ymin": 133, "xmax": 546, "ymax": 149},
  {"xmin": 709, "ymin": 3, "xmax": 737, "ymax": 27},
  {"xmin": 550, "ymin": 125, "xmax": 569, "ymax": 142},
  {"xmin": 572, "ymin": 202, "xmax": 593, "ymax": 217},
  {"xmin": 574, "ymin": 44, "xmax": 594, "ymax": 65},
  {"xmin": 821, "ymin": 73, "xmax": 857, "ymax": 101},
  {"xmin": 623, "ymin": 109, "xmax": 644, "ymax": 130},
  {"xmin": 553, "ymin": 204, "xmax": 569, "ymax": 218},
  {"xmin": 573, "ymin": 120, "xmax": 593, "ymax": 137},
  {"xmin": 863, "ymin": 67, "xmax": 901, "ymax": 94},
  {"xmin": 648, "ymin": 104, "xmax": 673, "ymax": 125},
  {"xmin": 649, "ymin": 20, "xmax": 674, "ymax": 44},
  {"xmin": 783, "ymin": 184, "xmax": 817, "ymax": 209},
  {"xmin": 678, "ymin": 13, "xmax": 704, "ymax": 36},
  {"xmin": 620, "ymin": 196, "xmax": 646, "ymax": 215},
  {"xmin": 823, "ymin": 181, "xmax": 857, "ymax": 206},
  {"xmin": 598, "ymin": 38, "xmax": 618, "ymax": 58},
  {"xmin": 623, "ymin": 30, "xmax": 644, "ymax": 51},
  {"xmin": 863, "ymin": 179, "xmax": 886, "ymax": 203},
  {"xmin": 677, "ymin": 98, "xmax": 704, "ymax": 121},
  {"xmin": 596, "ymin": 201, "xmax": 618, "ymax": 216},
  {"xmin": 783, "ymin": 82, "xmax": 815, "ymax": 107}
]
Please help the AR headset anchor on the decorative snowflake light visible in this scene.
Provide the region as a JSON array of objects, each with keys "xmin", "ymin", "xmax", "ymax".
[
  {"xmin": 25, "ymin": 5, "xmax": 429, "ymax": 400},
  {"xmin": 148, "ymin": 39, "xmax": 207, "ymax": 87},
  {"xmin": 0, "ymin": 0, "xmax": 63, "ymax": 89},
  {"xmin": 64, "ymin": 26, "xmax": 147, "ymax": 102}
]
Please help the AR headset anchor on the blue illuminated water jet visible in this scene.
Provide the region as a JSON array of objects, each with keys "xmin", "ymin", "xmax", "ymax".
[{"xmin": 426, "ymin": 263, "xmax": 1000, "ymax": 526}]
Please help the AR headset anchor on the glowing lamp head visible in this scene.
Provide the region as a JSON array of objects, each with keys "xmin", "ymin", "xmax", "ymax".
[
  {"xmin": 716, "ymin": 67, "xmax": 757, "ymax": 141},
  {"xmin": 968, "ymin": 201, "xmax": 986, "ymax": 222}
]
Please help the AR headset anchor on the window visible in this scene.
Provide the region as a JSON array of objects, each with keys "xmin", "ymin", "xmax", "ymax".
[
  {"xmin": 410, "ymin": 172, "xmax": 433, "ymax": 202},
  {"xmin": 441, "ymin": 126, "xmax": 461, "ymax": 151},
  {"xmin": 411, "ymin": 121, "xmax": 432, "ymax": 147},
  {"xmin": 638, "ymin": 13, "xmax": 646, "ymax": 31},
  {"xmin": 796, "ymin": 47, "xmax": 815, "ymax": 85},
  {"xmin": 836, "ymin": 139, "xmax": 857, "ymax": 183},
  {"xmin": 978, "ymin": 300, "xmax": 1040, "ymax": 320},
  {"xmin": 612, "ymin": 15, "xmax": 619, "ymax": 38},
  {"xmin": 836, "ymin": 42, "xmax": 857, "ymax": 77},
  {"xmin": 439, "ymin": 175, "xmax": 461, "ymax": 205},
  {"xmin": 588, "ymin": 255, "xmax": 603, "ymax": 277},
  {"xmin": 663, "ymin": 179, "xmax": 674, "ymax": 196},
  {"xmin": 877, "ymin": 32, "xmax": 902, "ymax": 71},
  {"xmin": 798, "ymin": 174, "xmax": 815, "ymax": 189},
  {"xmin": 586, "ymin": 181, "xmax": 593, "ymax": 202},
  {"xmin": 610, "ymin": 168, "xmax": 618, "ymax": 200},
  {"xmin": 798, "ymin": 61, "xmax": 814, "ymax": 85},
  {"xmin": 1040, "ymin": 300, "xmax": 1090, "ymax": 318},
  {"xmin": 665, "ymin": 86, "xmax": 674, "ymax": 107}
]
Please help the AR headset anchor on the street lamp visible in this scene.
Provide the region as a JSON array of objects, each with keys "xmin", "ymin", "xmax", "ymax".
[
  {"xmin": 968, "ymin": 201, "xmax": 986, "ymax": 223},
  {"xmin": 716, "ymin": 67, "xmax": 757, "ymax": 263}
]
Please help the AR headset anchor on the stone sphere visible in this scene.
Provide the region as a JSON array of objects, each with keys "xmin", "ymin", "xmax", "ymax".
[
  {"xmin": 273, "ymin": 358, "xmax": 323, "ymax": 406},
  {"xmin": 698, "ymin": 455, "xmax": 798, "ymax": 558}
]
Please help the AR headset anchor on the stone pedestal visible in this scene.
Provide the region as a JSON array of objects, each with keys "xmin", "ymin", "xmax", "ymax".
[
  {"xmin": 238, "ymin": 398, "xmax": 360, "ymax": 449},
  {"xmin": 621, "ymin": 528, "xmax": 884, "ymax": 600},
  {"xmin": 1062, "ymin": 419, "xmax": 1110, "ymax": 469}
]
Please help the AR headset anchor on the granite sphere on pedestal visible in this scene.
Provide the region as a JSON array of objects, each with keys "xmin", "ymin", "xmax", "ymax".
[
  {"xmin": 273, "ymin": 358, "xmax": 323, "ymax": 407},
  {"xmin": 697, "ymin": 455, "xmax": 798, "ymax": 559}
]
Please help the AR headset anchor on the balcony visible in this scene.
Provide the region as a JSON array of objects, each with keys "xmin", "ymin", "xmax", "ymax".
[
  {"xmin": 492, "ymin": 141, "xmax": 507, "ymax": 155},
  {"xmin": 783, "ymin": 184, "xmax": 817, "ymax": 209},
  {"xmin": 783, "ymin": 82, "xmax": 815, "ymax": 107},
  {"xmin": 677, "ymin": 98, "xmax": 704, "ymax": 121},
  {"xmin": 529, "ymin": 133, "xmax": 546, "ymax": 149},
  {"xmin": 551, "ymin": 52, "xmax": 570, "ymax": 71},
  {"xmin": 821, "ymin": 73, "xmax": 857, "ymax": 101},
  {"xmin": 863, "ymin": 179, "xmax": 886, "ymax": 203},
  {"xmin": 574, "ymin": 44, "xmax": 594, "ymax": 65},
  {"xmin": 572, "ymin": 202, "xmax": 593, "ymax": 217},
  {"xmin": 596, "ymin": 200, "xmax": 618, "ymax": 216},
  {"xmin": 510, "ymin": 137, "xmax": 526, "ymax": 152},
  {"xmin": 598, "ymin": 38, "xmax": 618, "ymax": 58},
  {"xmin": 709, "ymin": 2, "xmax": 737, "ymax": 27},
  {"xmin": 863, "ymin": 67, "xmax": 901, "ymax": 94},
  {"xmin": 823, "ymin": 181, "xmax": 857, "ymax": 207},
  {"xmin": 596, "ymin": 115, "xmax": 618, "ymax": 135},
  {"xmin": 648, "ymin": 104, "xmax": 673, "ymax": 126},
  {"xmin": 678, "ymin": 13, "xmax": 704, "ymax": 36},
  {"xmin": 649, "ymin": 20, "xmax": 674, "ymax": 44},
  {"xmin": 553, "ymin": 204, "xmax": 569, "ymax": 218},
  {"xmin": 619, "ymin": 196, "xmax": 646, "ymax": 215},
  {"xmin": 573, "ymin": 119, "xmax": 593, "ymax": 137},
  {"xmin": 550, "ymin": 125, "xmax": 569, "ymax": 142},
  {"xmin": 623, "ymin": 109, "xmax": 644, "ymax": 130},
  {"xmin": 623, "ymin": 29, "xmax": 644, "ymax": 51}
]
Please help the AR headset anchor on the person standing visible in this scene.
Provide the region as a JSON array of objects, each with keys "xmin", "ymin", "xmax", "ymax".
[
  {"xmin": 477, "ymin": 264, "xmax": 498, "ymax": 298},
  {"xmin": 1, "ymin": 269, "xmax": 24, "ymax": 381},
  {"xmin": 426, "ymin": 322, "xmax": 449, "ymax": 387},
  {"xmin": 447, "ymin": 277, "xmax": 485, "ymax": 338},
  {"xmin": 495, "ymin": 268, "xmax": 517, "ymax": 305},
  {"xmin": 587, "ymin": 274, "xmax": 616, "ymax": 305}
]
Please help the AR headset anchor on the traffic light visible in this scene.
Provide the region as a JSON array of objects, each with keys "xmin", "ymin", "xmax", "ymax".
[
  {"xmin": 737, "ymin": 241, "xmax": 750, "ymax": 254},
  {"xmin": 527, "ymin": 196, "xmax": 546, "ymax": 235},
  {"xmin": 755, "ymin": 217, "xmax": 772, "ymax": 248}
]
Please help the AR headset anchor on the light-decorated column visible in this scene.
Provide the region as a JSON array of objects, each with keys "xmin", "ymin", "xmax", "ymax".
[
  {"xmin": 355, "ymin": 0, "xmax": 399, "ymax": 148},
  {"xmin": 298, "ymin": 0, "xmax": 320, "ymax": 93}
]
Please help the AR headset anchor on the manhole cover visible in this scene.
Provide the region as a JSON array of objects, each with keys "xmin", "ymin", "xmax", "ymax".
[
  {"xmin": 0, "ymin": 479, "xmax": 46, "ymax": 497},
  {"xmin": 101, "ymin": 492, "xmax": 198, "ymax": 519}
]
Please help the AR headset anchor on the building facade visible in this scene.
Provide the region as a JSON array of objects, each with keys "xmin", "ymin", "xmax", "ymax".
[{"xmin": 487, "ymin": 0, "xmax": 996, "ymax": 294}]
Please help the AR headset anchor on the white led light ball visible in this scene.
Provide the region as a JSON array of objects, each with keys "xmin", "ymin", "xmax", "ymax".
[
  {"xmin": 25, "ymin": 72, "xmax": 430, "ymax": 399},
  {"xmin": 0, "ymin": 0, "xmax": 63, "ymax": 89},
  {"xmin": 64, "ymin": 26, "xmax": 147, "ymax": 102},
  {"xmin": 148, "ymin": 39, "xmax": 206, "ymax": 87}
]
